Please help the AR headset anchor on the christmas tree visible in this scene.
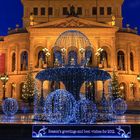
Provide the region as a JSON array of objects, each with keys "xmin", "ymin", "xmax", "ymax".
[
  {"xmin": 22, "ymin": 68, "xmax": 35, "ymax": 106},
  {"xmin": 111, "ymin": 71, "xmax": 122, "ymax": 100}
]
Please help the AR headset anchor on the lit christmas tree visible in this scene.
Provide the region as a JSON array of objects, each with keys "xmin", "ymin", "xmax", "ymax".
[
  {"xmin": 111, "ymin": 71, "xmax": 122, "ymax": 100},
  {"xmin": 22, "ymin": 68, "xmax": 35, "ymax": 106}
]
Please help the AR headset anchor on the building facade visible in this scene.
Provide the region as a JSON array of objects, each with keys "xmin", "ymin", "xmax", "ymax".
[{"xmin": 0, "ymin": 0, "xmax": 140, "ymax": 101}]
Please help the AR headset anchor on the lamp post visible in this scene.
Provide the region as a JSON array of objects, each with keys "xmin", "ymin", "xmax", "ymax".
[
  {"xmin": 79, "ymin": 48, "xmax": 85, "ymax": 59},
  {"xmin": 0, "ymin": 73, "xmax": 9, "ymax": 100},
  {"xmin": 54, "ymin": 58, "xmax": 59, "ymax": 67},
  {"xmin": 11, "ymin": 83, "xmax": 16, "ymax": 98},
  {"xmin": 79, "ymin": 47, "xmax": 85, "ymax": 65},
  {"xmin": 61, "ymin": 48, "xmax": 66, "ymax": 65},
  {"xmin": 42, "ymin": 48, "xmax": 50, "ymax": 67},
  {"xmin": 119, "ymin": 84, "xmax": 125, "ymax": 98},
  {"xmin": 45, "ymin": 51, "xmax": 51, "ymax": 67},
  {"xmin": 130, "ymin": 82, "xmax": 134, "ymax": 100},
  {"xmin": 95, "ymin": 48, "xmax": 103, "ymax": 67}
]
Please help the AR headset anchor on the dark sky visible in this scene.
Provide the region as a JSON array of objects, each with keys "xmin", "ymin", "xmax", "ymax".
[{"xmin": 0, "ymin": 0, "xmax": 140, "ymax": 35}]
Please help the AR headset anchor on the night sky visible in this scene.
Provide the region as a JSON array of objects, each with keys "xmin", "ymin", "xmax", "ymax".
[{"xmin": 0, "ymin": 0, "xmax": 140, "ymax": 35}]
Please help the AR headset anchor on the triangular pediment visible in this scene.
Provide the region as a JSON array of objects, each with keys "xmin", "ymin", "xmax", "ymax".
[{"xmin": 33, "ymin": 17, "xmax": 115, "ymax": 28}]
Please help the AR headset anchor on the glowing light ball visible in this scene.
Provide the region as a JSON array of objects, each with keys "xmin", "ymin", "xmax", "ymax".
[
  {"xmin": 2, "ymin": 98, "xmax": 18, "ymax": 116},
  {"xmin": 112, "ymin": 98, "xmax": 127, "ymax": 115},
  {"xmin": 45, "ymin": 89, "xmax": 76, "ymax": 124},
  {"xmin": 74, "ymin": 99, "xmax": 97, "ymax": 123}
]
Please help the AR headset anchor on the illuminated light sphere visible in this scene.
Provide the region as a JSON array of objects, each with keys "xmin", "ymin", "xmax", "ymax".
[
  {"xmin": 112, "ymin": 98, "xmax": 127, "ymax": 115},
  {"xmin": 2, "ymin": 98, "xmax": 18, "ymax": 116},
  {"xmin": 74, "ymin": 99, "xmax": 97, "ymax": 123},
  {"xmin": 45, "ymin": 89, "xmax": 76, "ymax": 124}
]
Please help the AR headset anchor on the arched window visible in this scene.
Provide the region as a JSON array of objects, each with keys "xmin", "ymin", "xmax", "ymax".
[
  {"xmin": 21, "ymin": 51, "xmax": 28, "ymax": 71},
  {"xmin": 12, "ymin": 52, "xmax": 16, "ymax": 72},
  {"xmin": 68, "ymin": 50, "xmax": 77, "ymax": 65},
  {"xmin": 100, "ymin": 50, "xmax": 108, "ymax": 68},
  {"xmin": 119, "ymin": 83, "xmax": 126, "ymax": 100},
  {"xmin": 37, "ymin": 51, "xmax": 46, "ymax": 68},
  {"xmin": 117, "ymin": 51, "xmax": 125, "ymax": 70},
  {"xmin": 52, "ymin": 46, "xmax": 61, "ymax": 66},
  {"xmin": 130, "ymin": 52, "xmax": 134, "ymax": 71},
  {"xmin": 54, "ymin": 50, "xmax": 62, "ymax": 66}
]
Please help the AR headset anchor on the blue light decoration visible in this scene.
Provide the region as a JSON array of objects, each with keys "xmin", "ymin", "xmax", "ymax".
[
  {"xmin": 97, "ymin": 97, "xmax": 115, "ymax": 122},
  {"xmin": 68, "ymin": 51, "xmax": 78, "ymax": 65},
  {"xmin": 112, "ymin": 98, "xmax": 127, "ymax": 115},
  {"xmin": 2, "ymin": 98, "xmax": 18, "ymax": 116},
  {"xmin": 45, "ymin": 89, "xmax": 76, "ymax": 124},
  {"xmin": 107, "ymin": 81, "xmax": 114, "ymax": 113},
  {"xmin": 36, "ymin": 30, "xmax": 111, "ymax": 101},
  {"xmin": 34, "ymin": 30, "xmax": 128, "ymax": 123},
  {"xmin": 74, "ymin": 99, "xmax": 97, "ymax": 124},
  {"xmin": 116, "ymin": 125, "xmax": 131, "ymax": 138},
  {"xmin": 32, "ymin": 125, "xmax": 131, "ymax": 139},
  {"xmin": 34, "ymin": 81, "xmax": 47, "ymax": 121},
  {"xmin": 84, "ymin": 49, "xmax": 92, "ymax": 66},
  {"xmin": 54, "ymin": 50, "xmax": 63, "ymax": 65},
  {"xmin": 36, "ymin": 67, "xmax": 111, "ymax": 101}
]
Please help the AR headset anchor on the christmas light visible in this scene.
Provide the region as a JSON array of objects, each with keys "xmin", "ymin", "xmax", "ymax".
[
  {"xmin": 2, "ymin": 98, "xmax": 18, "ymax": 116},
  {"xmin": 22, "ymin": 68, "xmax": 35, "ymax": 106},
  {"xmin": 45, "ymin": 89, "xmax": 76, "ymax": 124},
  {"xmin": 112, "ymin": 98, "xmax": 127, "ymax": 115},
  {"xmin": 34, "ymin": 80, "xmax": 46, "ymax": 121},
  {"xmin": 33, "ymin": 30, "xmax": 128, "ymax": 124},
  {"xmin": 74, "ymin": 99, "xmax": 97, "ymax": 124},
  {"xmin": 36, "ymin": 67, "xmax": 111, "ymax": 101},
  {"xmin": 54, "ymin": 30, "xmax": 91, "ymax": 49}
]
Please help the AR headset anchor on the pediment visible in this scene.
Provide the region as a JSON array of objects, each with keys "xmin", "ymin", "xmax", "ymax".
[{"xmin": 33, "ymin": 17, "xmax": 115, "ymax": 28}]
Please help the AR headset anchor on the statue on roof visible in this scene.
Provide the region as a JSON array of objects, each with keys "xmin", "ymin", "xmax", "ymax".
[
  {"xmin": 70, "ymin": 5, "xmax": 76, "ymax": 16},
  {"xmin": 67, "ymin": 5, "xmax": 78, "ymax": 17}
]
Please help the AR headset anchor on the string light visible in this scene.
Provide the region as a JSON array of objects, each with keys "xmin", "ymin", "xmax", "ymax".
[
  {"xmin": 33, "ymin": 30, "xmax": 127, "ymax": 123},
  {"xmin": 74, "ymin": 99, "xmax": 97, "ymax": 124},
  {"xmin": 45, "ymin": 89, "xmax": 76, "ymax": 124},
  {"xmin": 112, "ymin": 98, "xmax": 127, "ymax": 115},
  {"xmin": 36, "ymin": 66, "xmax": 111, "ymax": 101},
  {"xmin": 2, "ymin": 98, "xmax": 18, "ymax": 116}
]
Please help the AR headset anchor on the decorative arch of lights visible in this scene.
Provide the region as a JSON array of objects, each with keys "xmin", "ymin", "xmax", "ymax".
[
  {"xmin": 53, "ymin": 30, "xmax": 94, "ymax": 67},
  {"xmin": 54, "ymin": 30, "xmax": 92, "ymax": 49}
]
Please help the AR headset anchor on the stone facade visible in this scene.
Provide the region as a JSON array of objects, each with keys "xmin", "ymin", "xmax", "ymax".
[{"xmin": 0, "ymin": 0, "xmax": 140, "ymax": 101}]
